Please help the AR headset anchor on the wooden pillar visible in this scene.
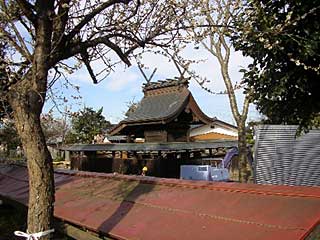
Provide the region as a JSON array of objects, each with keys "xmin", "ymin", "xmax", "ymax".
[
  {"xmin": 154, "ymin": 151, "xmax": 161, "ymax": 177},
  {"xmin": 181, "ymin": 150, "xmax": 189, "ymax": 165},
  {"xmin": 83, "ymin": 151, "xmax": 96, "ymax": 171}
]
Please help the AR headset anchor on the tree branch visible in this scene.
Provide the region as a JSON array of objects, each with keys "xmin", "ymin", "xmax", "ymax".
[
  {"xmin": 18, "ymin": 15, "xmax": 35, "ymax": 39},
  {"xmin": 16, "ymin": 0, "xmax": 37, "ymax": 26},
  {"xmin": 63, "ymin": 0, "xmax": 132, "ymax": 44},
  {"xmin": 80, "ymin": 50, "xmax": 98, "ymax": 84},
  {"xmin": 60, "ymin": 37, "xmax": 131, "ymax": 66},
  {"xmin": 9, "ymin": 22, "xmax": 32, "ymax": 62},
  {"xmin": 241, "ymin": 93, "xmax": 251, "ymax": 120},
  {"xmin": 52, "ymin": 0, "xmax": 71, "ymax": 48},
  {"xmin": 220, "ymin": 34, "xmax": 230, "ymax": 63},
  {"xmin": 0, "ymin": 28, "xmax": 31, "ymax": 62}
]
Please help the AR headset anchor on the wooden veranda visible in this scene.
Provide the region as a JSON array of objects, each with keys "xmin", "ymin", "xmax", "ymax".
[{"xmin": 60, "ymin": 140, "xmax": 238, "ymax": 178}]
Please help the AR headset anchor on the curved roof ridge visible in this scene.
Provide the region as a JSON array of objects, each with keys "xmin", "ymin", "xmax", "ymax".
[
  {"xmin": 125, "ymin": 88, "xmax": 190, "ymax": 122},
  {"xmin": 187, "ymin": 93, "xmax": 216, "ymax": 125},
  {"xmin": 109, "ymin": 86, "xmax": 216, "ymax": 136},
  {"xmin": 143, "ymin": 77, "xmax": 189, "ymax": 92},
  {"xmin": 109, "ymin": 89, "xmax": 191, "ymax": 135}
]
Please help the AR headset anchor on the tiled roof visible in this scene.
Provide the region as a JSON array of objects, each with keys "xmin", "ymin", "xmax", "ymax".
[
  {"xmin": 60, "ymin": 140, "xmax": 238, "ymax": 152},
  {"xmin": 109, "ymin": 78, "xmax": 216, "ymax": 135},
  {"xmin": 1, "ymin": 165, "xmax": 320, "ymax": 240},
  {"xmin": 123, "ymin": 88, "xmax": 189, "ymax": 123},
  {"xmin": 142, "ymin": 77, "xmax": 189, "ymax": 91}
]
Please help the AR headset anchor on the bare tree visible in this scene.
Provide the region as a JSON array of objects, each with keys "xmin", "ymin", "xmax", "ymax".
[
  {"xmin": 186, "ymin": 0, "xmax": 252, "ymax": 182},
  {"xmin": 0, "ymin": 0, "xmax": 188, "ymax": 237}
]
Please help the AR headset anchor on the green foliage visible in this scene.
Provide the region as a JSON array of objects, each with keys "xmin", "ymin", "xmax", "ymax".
[
  {"xmin": 53, "ymin": 156, "xmax": 65, "ymax": 162},
  {"xmin": 246, "ymin": 120, "xmax": 266, "ymax": 145},
  {"xmin": 65, "ymin": 107, "xmax": 111, "ymax": 144},
  {"xmin": 232, "ymin": 0, "xmax": 320, "ymax": 130}
]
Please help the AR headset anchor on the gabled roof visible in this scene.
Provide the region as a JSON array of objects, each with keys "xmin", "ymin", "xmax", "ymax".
[
  {"xmin": 124, "ymin": 88, "xmax": 190, "ymax": 123},
  {"xmin": 110, "ymin": 78, "xmax": 214, "ymax": 135}
]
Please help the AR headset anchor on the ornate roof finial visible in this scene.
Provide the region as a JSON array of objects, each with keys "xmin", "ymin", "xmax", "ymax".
[{"xmin": 137, "ymin": 62, "xmax": 157, "ymax": 86}]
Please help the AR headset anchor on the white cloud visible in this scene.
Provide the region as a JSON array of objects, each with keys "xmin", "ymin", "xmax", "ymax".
[
  {"xmin": 63, "ymin": 42, "xmax": 252, "ymax": 94},
  {"xmin": 68, "ymin": 69, "xmax": 92, "ymax": 84},
  {"xmin": 130, "ymin": 44, "xmax": 252, "ymax": 92},
  {"xmin": 135, "ymin": 51, "xmax": 179, "ymax": 79},
  {"xmin": 66, "ymin": 51, "xmax": 132, "ymax": 86},
  {"xmin": 106, "ymin": 68, "xmax": 140, "ymax": 91},
  {"xmin": 46, "ymin": 39, "xmax": 259, "ymax": 124}
]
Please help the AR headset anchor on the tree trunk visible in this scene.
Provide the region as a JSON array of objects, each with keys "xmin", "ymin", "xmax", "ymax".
[
  {"xmin": 7, "ymin": 2, "xmax": 56, "ymax": 238},
  {"xmin": 219, "ymin": 59, "xmax": 251, "ymax": 182},
  {"xmin": 7, "ymin": 2, "xmax": 55, "ymax": 232},
  {"xmin": 9, "ymin": 85, "xmax": 54, "ymax": 238},
  {"xmin": 238, "ymin": 120, "xmax": 249, "ymax": 183}
]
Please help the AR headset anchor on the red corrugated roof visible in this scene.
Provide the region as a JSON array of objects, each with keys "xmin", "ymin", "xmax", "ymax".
[{"xmin": 0, "ymin": 165, "xmax": 319, "ymax": 240}]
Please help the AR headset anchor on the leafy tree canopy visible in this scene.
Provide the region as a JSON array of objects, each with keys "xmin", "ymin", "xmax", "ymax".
[
  {"xmin": 232, "ymin": 0, "xmax": 320, "ymax": 130},
  {"xmin": 66, "ymin": 107, "xmax": 111, "ymax": 144}
]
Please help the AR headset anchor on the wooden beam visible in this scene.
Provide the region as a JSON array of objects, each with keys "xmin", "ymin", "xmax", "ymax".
[
  {"xmin": 61, "ymin": 140, "xmax": 238, "ymax": 152},
  {"xmin": 55, "ymin": 222, "xmax": 111, "ymax": 240}
]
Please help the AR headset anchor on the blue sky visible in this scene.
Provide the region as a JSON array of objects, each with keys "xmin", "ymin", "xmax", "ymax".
[
  {"xmin": 11, "ymin": 8, "xmax": 261, "ymax": 126},
  {"xmin": 7, "ymin": 2, "xmax": 262, "ymax": 126},
  {"xmin": 45, "ymin": 46, "xmax": 262, "ymax": 125}
]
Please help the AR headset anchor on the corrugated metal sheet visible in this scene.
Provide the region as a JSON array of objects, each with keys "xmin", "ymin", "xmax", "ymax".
[
  {"xmin": 1, "ymin": 164, "xmax": 320, "ymax": 240},
  {"xmin": 254, "ymin": 125, "xmax": 320, "ymax": 186}
]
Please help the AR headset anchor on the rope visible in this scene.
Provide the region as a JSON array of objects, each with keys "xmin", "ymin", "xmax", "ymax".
[{"xmin": 14, "ymin": 229, "xmax": 54, "ymax": 240}]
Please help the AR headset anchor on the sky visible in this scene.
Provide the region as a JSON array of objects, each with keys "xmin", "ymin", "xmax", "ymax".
[
  {"xmin": 8, "ymin": 2, "xmax": 262, "ymax": 126},
  {"xmin": 45, "ymin": 45, "xmax": 262, "ymax": 126}
]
